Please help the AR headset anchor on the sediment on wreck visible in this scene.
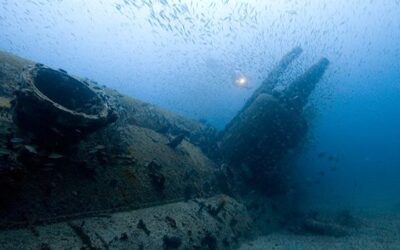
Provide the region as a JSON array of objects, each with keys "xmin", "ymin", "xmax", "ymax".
[
  {"xmin": 0, "ymin": 48, "xmax": 330, "ymax": 248},
  {"xmin": 0, "ymin": 195, "xmax": 253, "ymax": 250},
  {"xmin": 0, "ymin": 51, "xmax": 223, "ymax": 232}
]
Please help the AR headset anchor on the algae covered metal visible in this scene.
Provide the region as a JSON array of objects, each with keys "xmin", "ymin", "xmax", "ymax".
[
  {"xmin": 0, "ymin": 51, "xmax": 221, "ymax": 227},
  {"xmin": 14, "ymin": 64, "xmax": 118, "ymax": 144},
  {"xmin": 0, "ymin": 48, "xmax": 329, "ymax": 249}
]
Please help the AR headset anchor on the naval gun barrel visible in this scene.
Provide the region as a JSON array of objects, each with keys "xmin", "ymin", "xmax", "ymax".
[
  {"xmin": 219, "ymin": 48, "xmax": 330, "ymax": 194},
  {"xmin": 281, "ymin": 57, "xmax": 330, "ymax": 111},
  {"xmin": 242, "ymin": 46, "xmax": 303, "ymax": 112}
]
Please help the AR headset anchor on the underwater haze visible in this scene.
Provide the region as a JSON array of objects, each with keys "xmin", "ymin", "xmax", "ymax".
[{"xmin": 1, "ymin": 0, "xmax": 400, "ymax": 245}]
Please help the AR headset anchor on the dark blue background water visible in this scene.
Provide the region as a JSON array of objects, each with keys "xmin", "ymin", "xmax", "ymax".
[{"xmin": 1, "ymin": 0, "xmax": 399, "ymax": 214}]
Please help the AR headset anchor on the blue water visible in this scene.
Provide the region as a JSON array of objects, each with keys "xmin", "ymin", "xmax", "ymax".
[{"xmin": 1, "ymin": 0, "xmax": 399, "ymax": 215}]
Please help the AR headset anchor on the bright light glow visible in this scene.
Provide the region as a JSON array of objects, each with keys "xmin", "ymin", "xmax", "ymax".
[
  {"xmin": 234, "ymin": 73, "xmax": 249, "ymax": 88},
  {"xmin": 238, "ymin": 77, "xmax": 247, "ymax": 85}
]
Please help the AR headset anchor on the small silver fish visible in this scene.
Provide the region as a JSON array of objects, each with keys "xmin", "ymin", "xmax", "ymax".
[
  {"xmin": 10, "ymin": 138, "xmax": 24, "ymax": 144},
  {"xmin": 48, "ymin": 153, "xmax": 64, "ymax": 159},
  {"xmin": 24, "ymin": 145, "xmax": 38, "ymax": 154}
]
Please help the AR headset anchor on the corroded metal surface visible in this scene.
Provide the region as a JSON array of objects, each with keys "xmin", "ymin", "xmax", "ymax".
[
  {"xmin": 14, "ymin": 65, "xmax": 118, "ymax": 144},
  {"xmin": 0, "ymin": 49, "xmax": 329, "ymax": 249},
  {"xmin": 0, "ymin": 51, "xmax": 220, "ymax": 229},
  {"xmin": 0, "ymin": 195, "xmax": 252, "ymax": 250}
]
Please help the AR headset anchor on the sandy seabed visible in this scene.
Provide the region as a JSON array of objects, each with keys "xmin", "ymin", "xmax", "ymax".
[{"xmin": 239, "ymin": 214, "xmax": 400, "ymax": 250}]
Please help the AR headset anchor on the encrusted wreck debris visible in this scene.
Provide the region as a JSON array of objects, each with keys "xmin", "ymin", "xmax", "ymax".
[
  {"xmin": 0, "ymin": 195, "xmax": 252, "ymax": 249},
  {"xmin": 0, "ymin": 48, "xmax": 329, "ymax": 249}
]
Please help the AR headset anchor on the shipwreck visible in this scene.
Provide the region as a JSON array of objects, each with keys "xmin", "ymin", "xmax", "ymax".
[{"xmin": 0, "ymin": 48, "xmax": 329, "ymax": 249}]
